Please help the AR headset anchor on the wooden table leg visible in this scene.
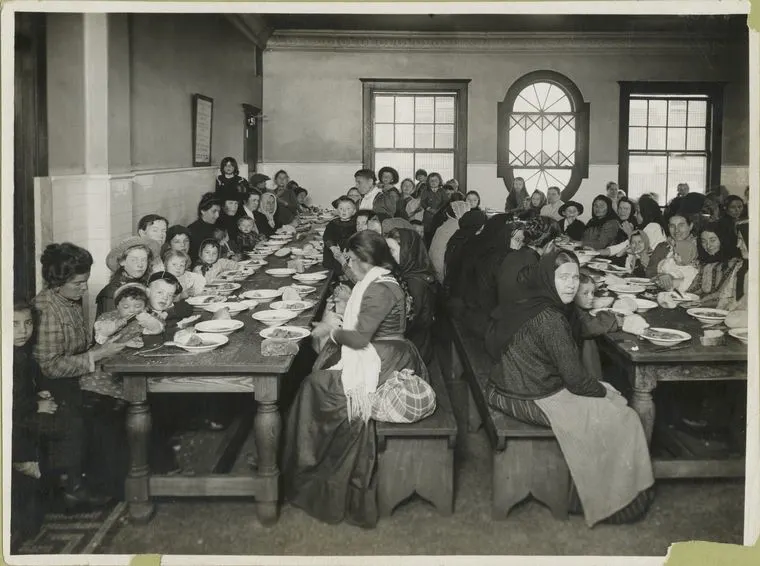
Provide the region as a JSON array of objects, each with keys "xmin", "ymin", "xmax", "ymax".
[
  {"xmin": 630, "ymin": 366, "xmax": 658, "ymax": 445},
  {"xmin": 254, "ymin": 398, "xmax": 281, "ymax": 526},
  {"xmin": 125, "ymin": 397, "xmax": 155, "ymax": 523}
]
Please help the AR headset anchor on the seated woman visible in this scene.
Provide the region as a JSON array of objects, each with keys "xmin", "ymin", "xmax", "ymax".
[
  {"xmin": 504, "ymin": 176, "xmax": 529, "ymax": 215},
  {"xmin": 557, "ymin": 200, "xmax": 585, "ymax": 242},
  {"xmin": 653, "ymin": 213, "xmax": 700, "ymax": 292},
  {"xmin": 397, "ymin": 178, "xmax": 423, "ymax": 231},
  {"xmin": 617, "ymin": 197, "xmax": 639, "ymax": 237},
  {"xmin": 443, "ymin": 208, "xmax": 488, "ymax": 295},
  {"xmin": 259, "ymin": 192, "xmax": 294, "ymax": 234},
  {"xmin": 486, "ymin": 249, "xmax": 654, "ymax": 527},
  {"xmin": 385, "ymin": 228, "xmax": 438, "ymax": 364},
  {"xmin": 96, "ymin": 236, "xmax": 160, "ymax": 317},
  {"xmin": 215, "ymin": 157, "xmax": 250, "ymax": 195},
  {"xmin": 188, "ymin": 193, "xmax": 222, "ymax": 265},
  {"xmin": 685, "ymin": 222, "xmax": 743, "ymax": 309},
  {"xmin": 582, "ymin": 195, "xmax": 621, "ymax": 250},
  {"xmin": 282, "ymin": 231, "xmax": 429, "ymax": 528},
  {"xmin": 428, "ymin": 201, "xmax": 471, "ymax": 284},
  {"xmin": 241, "ymin": 189, "xmax": 274, "ymax": 238},
  {"xmin": 517, "ymin": 190, "xmax": 546, "ymax": 220},
  {"xmin": 272, "ymin": 170, "xmax": 299, "ymax": 216},
  {"xmin": 216, "ymin": 190, "xmax": 244, "ymax": 245},
  {"xmin": 601, "ymin": 194, "xmax": 668, "ymax": 263},
  {"xmin": 723, "ymin": 195, "xmax": 746, "ymax": 226}
]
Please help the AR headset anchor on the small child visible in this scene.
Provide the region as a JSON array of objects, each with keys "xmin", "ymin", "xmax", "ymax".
[
  {"xmin": 323, "ymin": 196, "xmax": 357, "ymax": 275},
  {"xmin": 294, "ymin": 187, "xmax": 313, "ymax": 214},
  {"xmin": 141, "ymin": 271, "xmax": 194, "ymax": 348},
  {"xmin": 626, "ymin": 230, "xmax": 669, "ymax": 279},
  {"xmin": 193, "ymin": 239, "xmax": 238, "ymax": 284},
  {"xmin": 367, "ymin": 215, "xmax": 383, "ymax": 235},
  {"xmin": 573, "ymin": 273, "xmax": 621, "ymax": 382},
  {"xmin": 234, "ymin": 216, "xmax": 263, "ymax": 254},
  {"xmin": 213, "ymin": 227, "xmax": 238, "ymax": 260},
  {"xmin": 355, "ymin": 210, "xmax": 373, "ymax": 232},
  {"xmin": 163, "ymin": 249, "xmax": 205, "ymax": 299}
]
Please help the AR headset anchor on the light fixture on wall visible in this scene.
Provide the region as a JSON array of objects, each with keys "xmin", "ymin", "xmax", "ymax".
[{"xmin": 243, "ymin": 103, "xmax": 267, "ymax": 127}]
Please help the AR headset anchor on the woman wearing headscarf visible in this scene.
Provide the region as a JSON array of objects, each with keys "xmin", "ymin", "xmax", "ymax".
[
  {"xmin": 517, "ymin": 190, "xmax": 547, "ymax": 221},
  {"xmin": 215, "ymin": 189, "xmax": 245, "ymax": 249},
  {"xmin": 504, "ymin": 177, "xmax": 530, "ymax": 215},
  {"xmin": 386, "ymin": 228, "xmax": 438, "ymax": 364},
  {"xmin": 625, "ymin": 230, "xmax": 669, "ymax": 279},
  {"xmin": 449, "ymin": 215, "xmax": 522, "ymax": 338},
  {"xmin": 582, "ymin": 195, "xmax": 621, "ymax": 250},
  {"xmin": 428, "ymin": 201, "xmax": 471, "ymax": 284},
  {"xmin": 486, "ymin": 250, "xmax": 655, "ymax": 527},
  {"xmin": 259, "ymin": 192, "xmax": 294, "ymax": 235},
  {"xmin": 381, "ymin": 217, "xmax": 415, "ymax": 235},
  {"xmin": 443, "ymin": 209, "xmax": 488, "ymax": 295}
]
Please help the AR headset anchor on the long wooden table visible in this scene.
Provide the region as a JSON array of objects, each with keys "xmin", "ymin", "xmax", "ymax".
[
  {"xmin": 103, "ymin": 250, "xmax": 331, "ymax": 525},
  {"xmin": 597, "ymin": 306, "xmax": 747, "ymax": 479}
]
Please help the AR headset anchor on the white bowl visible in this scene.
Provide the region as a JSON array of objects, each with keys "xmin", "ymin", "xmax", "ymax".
[
  {"xmin": 204, "ymin": 282, "xmax": 241, "ymax": 295},
  {"xmin": 728, "ymin": 328, "xmax": 748, "ymax": 345},
  {"xmin": 608, "ymin": 284, "xmax": 646, "ymax": 296},
  {"xmin": 187, "ymin": 295, "xmax": 226, "ymax": 307},
  {"xmin": 252, "ymin": 309, "xmax": 299, "ymax": 327},
  {"xmin": 283, "ymin": 284, "xmax": 317, "ymax": 297},
  {"xmin": 640, "ymin": 327, "xmax": 692, "ymax": 347},
  {"xmin": 259, "ymin": 325, "xmax": 311, "ymax": 342},
  {"xmin": 266, "ymin": 268, "xmax": 296, "ymax": 278},
  {"xmin": 274, "ymin": 247, "xmax": 292, "ymax": 258},
  {"xmin": 669, "ymin": 291, "xmax": 700, "ymax": 303},
  {"xmin": 202, "ymin": 302, "xmax": 251, "ymax": 315},
  {"xmin": 293, "ymin": 272, "xmax": 329, "ymax": 283},
  {"xmin": 240, "ymin": 289, "xmax": 283, "ymax": 302},
  {"xmin": 635, "ymin": 299, "xmax": 658, "ymax": 312},
  {"xmin": 173, "ymin": 332, "xmax": 229, "ymax": 353},
  {"xmin": 627, "ymin": 277, "xmax": 655, "ymax": 287},
  {"xmin": 194, "ymin": 320, "xmax": 244, "ymax": 335},
  {"xmin": 270, "ymin": 300, "xmax": 315, "ymax": 313},
  {"xmin": 687, "ymin": 308, "xmax": 729, "ymax": 327}
]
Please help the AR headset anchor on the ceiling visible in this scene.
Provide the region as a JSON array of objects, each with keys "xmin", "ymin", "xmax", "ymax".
[{"xmin": 259, "ymin": 14, "xmax": 746, "ymax": 35}]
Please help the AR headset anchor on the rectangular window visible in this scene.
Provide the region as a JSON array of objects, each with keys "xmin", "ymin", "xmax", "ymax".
[
  {"xmin": 362, "ymin": 80, "xmax": 470, "ymax": 187},
  {"xmin": 618, "ymin": 83, "xmax": 724, "ymax": 205}
]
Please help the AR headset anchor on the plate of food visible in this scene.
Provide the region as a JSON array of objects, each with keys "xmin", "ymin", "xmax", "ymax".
[
  {"xmin": 640, "ymin": 327, "xmax": 692, "ymax": 347},
  {"xmin": 240, "ymin": 288, "xmax": 282, "ymax": 302},
  {"xmin": 187, "ymin": 295, "xmax": 226, "ymax": 306},
  {"xmin": 587, "ymin": 261, "xmax": 611, "ymax": 271},
  {"xmin": 607, "ymin": 283, "xmax": 646, "ymax": 296},
  {"xmin": 204, "ymin": 282, "xmax": 241, "ymax": 294},
  {"xmin": 284, "ymin": 284, "xmax": 317, "ymax": 297},
  {"xmin": 589, "ymin": 307, "xmax": 631, "ymax": 318},
  {"xmin": 274, "ymin": 247, "xmax": 292, "ymax": 258},
  {"xmin": 597, "ymin": 264, "xmax": 630, "ymax": 275},
  {"xmin": 265, "ymin": 268, "xmax": 296, "ymax": 278},
  {"xmin": 626, "ymin": 277, "xmax": 654, "ymax": 286},
  {"xmin": 251, "ymin": 309, "xmax": 299, "ymax": 327},
  {"xmin": 293, "ymin": 272, "xmax": 329, "ymax": 283},
  {"xmin": 202, "ymin": 302, "xmax": 250, "ymax": 315},
  {"xmin": 669, "ymin": 291, "xmax": 700, "ymax": 303},
  {"xmin": 259, "ymin": 326, "xmax": 311, "ymax": 342},
  {"xmin": 194, "ymin": 319, "xmax": 245, "ymax": 335},
  {"xmin": 728, "ymin": 328, "xmax": 748, "ymax": 345},
  {"xmin": 687, "ymin": 308, "xmax": 729, "ymax": 327},
  {"xmin": 270, "ymin": 300, "xmax": 315, "ymax": 313},
  {"xmin": 171, "ymin": 331, "xmax": 229, "ymax": 353},
  {"xmin": 635, "ymin": 298, "xmax": 658, "ymax": 312}
]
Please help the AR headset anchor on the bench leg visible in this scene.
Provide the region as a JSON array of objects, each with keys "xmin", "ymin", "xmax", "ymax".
[
  {"xmin": 530, "ymin": 440, "xmax": 570, "ymax": 520},
  {"xmin": 492, "ymin": 444, "xmax": 531, "ymax": 520},
  {"xmin": 377, "ymin": 438, "xmax": 454, "ymax": 517}
]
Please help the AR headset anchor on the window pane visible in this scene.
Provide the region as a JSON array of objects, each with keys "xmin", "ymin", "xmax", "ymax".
[
  {"xmin": 668, "ymin": 100, "xmax": 687, "ymax": 127},
  {"xmin": 558, "ymin": 119, "xmax": 575, "ymax": 162},
  {"xmin": 688, "ymin": 100, "xmax": 707, "ymax": 127},
  {"xmin": 509, "ymin": 119, "xmax": 526, "ymax": 162},
  {"xmin": 375, "ymin": 152, "xmax": 414, "ymax": 181},
  {"xmin": 648, "ymin": 100, "xmax": 667, "ymax": 127},
  {"xmin": 435, "ymin": 97, "xmax": 455, "ymax": 123},
  {"xmin": 435, "ymin": 124, "xmax": 454, "ymax": 149},
  {"xmin": 375, "ymin": 96, "xmax": 394, "ymax": 123},
  {"xmin": 668, "ymin": 155, "xmax": 707, "ymax": 195},
  {"xmin": 415, "ymin": 124, "xmax": 434, "ymax": 149},
  {"xmin": 648, "ymin": 127, "xmax": 666, "ymax": 150},
  {"xmin": 395, "ymin": 124, "xmax": 414, "ymax": 148},
  {"xmin": 629, "ymin": 127, "xmax": 647, "ymax": 150},
  {"xmin": 395, "ymin": 97, "xmax": 414, "ymax": 123},
  {"xmin": 415, "ymin": 97, "xmax": 435, "ymax": 123},
  {"xmin": 628, "ymin": 155, "xmax": 668, "ymax": 204},
  {"xmin": 629, "ymin": 99, "xmax": 648, "ymax": 127},
  {"xmin": 375, "ymin": 124, "xmax": 394, "ymax": 148},
  {"xmin": 525, "ymin": 122, "xmax": 542, "ymax": 163},
  {"xmin": 687, "ymin": 127, "xmax": 706, "ymax": 151},
  {"xmin": 415, "ymin": 153, "xmax": 454, "ymax": 182},
  {"xmin": 667, "ymin": 127, "xmax": 686, "ymax": 151},
  {"xmin": 545, "ymin": 84, "xmax": 572, "ymax": 112},
  {"xmin": 543, "ymin": 121, "xmax": 560, "ymax": 158}
]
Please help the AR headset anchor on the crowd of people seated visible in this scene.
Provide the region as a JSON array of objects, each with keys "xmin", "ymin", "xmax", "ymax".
[{"xmin": 12, "ymin": 155, "xmax": 750, "ymax": 543}]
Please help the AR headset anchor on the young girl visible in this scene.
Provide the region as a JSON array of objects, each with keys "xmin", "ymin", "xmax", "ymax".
[
  {"xmin": 294, "ymin": 187, "xmax": 313, "ymax": 214},
  {"xmin": 517, "ymin": 190, "xmax": 547, "ymax": 220},
  {"xmin": 419, "ymin": 172, "xmax": 449, "ymax": 243},
  {"xmin": 163, "ymin": 249, "xmax": 206, "ymax": 299},
  {"xmin": 193, "ymin": 239, "xmax": 238, "ymax": 284},
  {"xmin": 399, "ymin": 178, "xmax": 424, "ymax": 232},
  {"xmin": 215, "ymin": 157, "xmax": 250, "ymax": 194},
  {"xmin": 323, "ymin": 196, "xmax": 357, "ymax": 275},
  {"xmin": 213, "ymin": 228, "xmax": 237, "ymax": 260},
  {"xmin": 465, "ymin": 190, "xmax": 481, "ymax": 210},
  {"xmin": 96, "ymin": 237, "xmax": 160, "ymax": 317},
  {"xmin": 625, "ymin": 230, "xmax": 669, "ymax": 279},
  {"xmin": 347, "ymin": 187, "xmax": 362, "ymax": 204}
]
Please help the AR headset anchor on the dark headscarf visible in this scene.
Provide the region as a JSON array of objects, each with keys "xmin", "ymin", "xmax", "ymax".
[
  {"xmin": 586, "ymin": 195, "xmax": 620, "ymax": 229},
  {"xmin": 488, "ymin": 250, "xmax": 581, "ymax": 355},
  {"xmin": 697, "ymin": 221, "xmax": 739, "ymax": 264},
  {"xmin": 444, "ymin": 209, "xmax": 488, "ymax": 289},
  {"xmin": 394, "ymin": 228, "xmax": 436, "ymax": 283}
]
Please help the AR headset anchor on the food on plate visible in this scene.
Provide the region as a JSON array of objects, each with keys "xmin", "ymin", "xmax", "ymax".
[
  {"xmin": 281, "ymin": 287, "xmax": 302, "ymax": 301},
  {"xmin": 656, "ymin": 291, "xmax": 677, "ymax": 310},
  {"xmin": 269, "ymin": 328, "xmax": 302, "ymax": 339},
  {"xmin": 213, "ymin": 307, "xmax": 232, "ymax": 320},
  {"xmin": 174, "ymin": 329, "xmax": 203, "ymax": 347},
  {"xmin": 302, "ymin": 243, "xmax": 316, "ymax": 254},
  {"xmin": 643, "ymin": 328, "xmax": 684, "ymax": 341}
]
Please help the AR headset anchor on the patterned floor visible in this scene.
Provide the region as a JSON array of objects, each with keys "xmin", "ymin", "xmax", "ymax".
[{"xmin": 16, "ymin": 501, "xmax": 127, "ymax": 555}]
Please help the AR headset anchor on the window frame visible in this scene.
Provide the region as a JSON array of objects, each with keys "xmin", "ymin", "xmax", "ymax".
[
  {"xmin": 497, "ymin": 70, "xmax": 590, "ymax": 201},
  {"xmin": 361, "ymin": 79, "xmax": 471, "ymax": 188},
  {"xmin": 618, "ymin": 81, "xmax": 725, "ymax": 200}
]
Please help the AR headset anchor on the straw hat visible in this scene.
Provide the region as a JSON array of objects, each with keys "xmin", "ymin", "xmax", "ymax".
[{"xmin": 106, "ymin": 236, "xmax": 161, "ymax": 272}]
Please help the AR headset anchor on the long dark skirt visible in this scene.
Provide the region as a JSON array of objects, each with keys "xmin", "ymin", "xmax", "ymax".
[{"xmin": 282, "ymin": 338, "xmax": 428, "ymax": 528}]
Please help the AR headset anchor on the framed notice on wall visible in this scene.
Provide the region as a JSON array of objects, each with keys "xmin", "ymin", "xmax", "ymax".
[{"xmin": 192, "ymin": 94, "xmax": 213, "ymax": 166}]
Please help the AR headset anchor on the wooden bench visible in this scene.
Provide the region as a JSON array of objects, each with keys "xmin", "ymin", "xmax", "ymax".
[
  {"xmin": 445, "ymin": 315, "xmax": 570, "ymax": 520},
  {"xmin": 376, "ymin": 366, "xmax": 458, "ymax": 517}
]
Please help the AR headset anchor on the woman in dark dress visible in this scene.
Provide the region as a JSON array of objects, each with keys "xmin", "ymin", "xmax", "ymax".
[
  {"xmin": 187, "ymin": 193, "xmax": 222, "ymax": 265},
  {"xmin": 443, "ymin": 208, "xmax": 487, "ymax": 295},
  {"xmin": 582, "ymin": 195, "xmax": 622, "ymax": 250},
  {"xmin": 386, "ymin": 228, "xmax": 438, "ymax": 365},
  {"xmin": 241, "ymin": 189, "xmax": 274, "ymax": 238},
  {"xmin": 282, "ymin": 231, "xmax": 429, "ymax": 528},
  {"xmin": 557, "ymin": 201, "xmax": 586, "ymax": 242},
  {"xmin": 215, "ymin": 157, "xmax": 250, "ymax": 194},
  {"xmin": 215, "ymin": 189, "xmax": 245, "ymax": 248}
]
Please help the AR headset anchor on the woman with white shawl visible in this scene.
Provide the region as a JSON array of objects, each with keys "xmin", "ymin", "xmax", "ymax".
[
  {"xmin": 282, "ymin": 231, "xmax": 429, "ymax": 528},
  {"xmin": 428, "ymin": 200, "xmax": 470, "ymax": 283}
]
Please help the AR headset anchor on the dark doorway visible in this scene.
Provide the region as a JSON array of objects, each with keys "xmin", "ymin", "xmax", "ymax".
[
  {"xmin": 242, "ymin": 104, "xmax": 260, "ymax": 175},
  {"xmin": 14, "ymin": 13, "xmax": 47, "ymax": 301}
]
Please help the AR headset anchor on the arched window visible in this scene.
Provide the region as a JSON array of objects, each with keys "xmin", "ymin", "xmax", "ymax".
[{"xmin": 498, "ymin": 71, "xmax": 589, "ymax": 201}]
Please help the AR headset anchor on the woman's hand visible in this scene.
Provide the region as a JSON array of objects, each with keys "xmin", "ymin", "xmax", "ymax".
[
  {"xmin": 310, "ymin": 321, "xmax": 332, "ymax": 341},
  {"xmin": 321, "ymin": 311, "xmax": 343, "ymax": 329},
  {"xmin": 333, "ymin": 284, "xmax": 351, "ymax": 302},
  {"xmin": 37, "ymin": 398, "xmax": 58, "ymax": 414},
  {"xmin": 654, "ymin": 273, "xmax": 675, "ymax": 291},
  {"xmin": 621, "ymin": 221, "xmax": 635, "ymax": 236},
  {"xmin": 90, "ymin": 341, "xmax": 127, "ymax": 363}
]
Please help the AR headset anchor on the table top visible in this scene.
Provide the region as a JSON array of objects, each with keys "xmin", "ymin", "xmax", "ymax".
[
  {"xmin": 600, "ymin": 306, "xmax": 747, "ymax": 364},
  {"xmin": 103, "ymin": 232, "xmax": 332, "ymax": 375}
]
